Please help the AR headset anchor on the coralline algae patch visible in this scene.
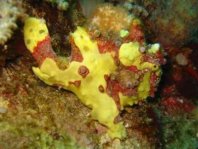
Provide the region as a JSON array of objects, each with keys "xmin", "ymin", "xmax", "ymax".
[{"xmin": 23, "ymin": 17, "xmax": 165, "ymax": 139}]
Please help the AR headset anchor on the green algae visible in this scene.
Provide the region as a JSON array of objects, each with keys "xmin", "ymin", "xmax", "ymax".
[{"xmin": 0, "ymin": 121, "xmax": 83, "ymax": 149}]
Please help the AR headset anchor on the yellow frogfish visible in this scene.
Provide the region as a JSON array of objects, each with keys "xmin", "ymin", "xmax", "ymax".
[{"xmin": 23, "ymin": 17, "xmax": 165, "ymax": 139}]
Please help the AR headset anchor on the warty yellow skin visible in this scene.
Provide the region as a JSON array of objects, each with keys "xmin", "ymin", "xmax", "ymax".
[{"xmin": 24, "ymin": 17, "xmax": 161, "ymax": 139}]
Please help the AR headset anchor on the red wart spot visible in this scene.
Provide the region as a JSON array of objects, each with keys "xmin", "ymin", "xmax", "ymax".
[
  {"xmin": 78, "ymin": 65, "xmax": 89, "ymax": 78},
  {"xmin": 98, "ymin": 85, "xmax": 105, "ymax": 93},
  {"xmin": 69, "ymin": 80, "xmax": 81, "ymax": 87}
]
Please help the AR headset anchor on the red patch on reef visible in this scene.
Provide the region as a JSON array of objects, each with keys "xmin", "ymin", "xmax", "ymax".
[
  {"xmin": 163, "ymin": 46, "xmax": 198, "ymax": 99},
  {"xmin": 70, "ymin": 37, "xmax": 83, "ymax": 62},
  {"xmin": 161, "ymin": 96, "xmax": 196, "ymax": 115},
  {"xmin": 162, "ymin": 85, "xmax": 177, "ymax": 96},
  {"xmin": 185, "ymin": 66, "xmax": 198, "ymax": 82},
  {"xmin": 150, "ymin": 73, "xmax": 158, "ymax": 97},
  {"xmin": 32, "ymin": 36, "xmax": 56, "ymax": 65}
]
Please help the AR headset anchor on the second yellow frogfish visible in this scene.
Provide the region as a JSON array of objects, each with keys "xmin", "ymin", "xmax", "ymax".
[{"xmin": 23, "ymin": 17, "xmax": 165, "ymax": 139}]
